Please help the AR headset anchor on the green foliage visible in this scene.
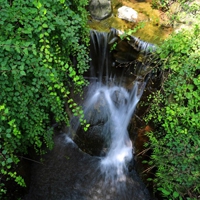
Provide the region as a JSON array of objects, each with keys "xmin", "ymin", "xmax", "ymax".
[
  {"xmin": 0, "ymin": 0, "xmax": 89, "ymax": 197},
  {"xmin": 67, "ymin": 98, "xmax": 90, "ymax": 131},
  {"xmin": 151, "ymin": 0, "xmax": 185, "ymax": 11},
  {"xmin": 151, "ymin": 0, "xmax": 173, "ymax": 11},
  {"xmin": 110, "ymin": 22, "xmax": 146, "ymax": 51},
  {"xmin": 151, "ymin": 0, "xmax": 200, "ymax": 24},
  {"xmin": 144, "ymin": 25, "xmax": 200, "ymax": 199},
  {"xmin": 119, "ymin": 22, "xmax": 146, "ymax": 41}
]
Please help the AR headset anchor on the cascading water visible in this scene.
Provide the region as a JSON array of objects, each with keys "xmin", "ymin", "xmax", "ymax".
[
  {"xmin": 25, "ymin": 29, "xmax": 153, "ymax": 200},
  {"xmin": 82, "ymin": 78, "xmax": 146, "ymax": 186},
  {"xmin": 75, "ymin": 28, "xmax": 152, "ymax": 192}
]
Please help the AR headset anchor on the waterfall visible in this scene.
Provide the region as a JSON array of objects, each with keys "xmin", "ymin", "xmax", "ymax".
[
  {"xmin": 25, "ymin": 29, "xmax": 152, "ymax": 200},
  {"xmin": 80, "ymin": 29, "xmax": 149, "ymax": 185},
  {"xmin": 100, "ymin": 82, "xmax": 146, "ymax": 177},
  {"xmin": 89, "ymin": 30, "xmax": 111, "ymax": 81},
  {"xmin": 82, "ymin": 79, "xmax": 146, "ymax": 186}
]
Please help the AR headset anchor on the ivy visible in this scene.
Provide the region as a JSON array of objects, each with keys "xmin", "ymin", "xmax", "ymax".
[{"xmin": 0, "ymin": 0, "xmax": 90, "ymax": 198}]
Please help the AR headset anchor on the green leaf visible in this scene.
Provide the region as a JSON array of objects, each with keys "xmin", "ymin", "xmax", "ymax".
[
  {"xmin": 42, "ymin": 23, "xmax": 48, "ymax": 28},
  {"xmin": 15, "ymin": 46, "xmax": 21, "ymax": 53},
  {"xmin": 34, "ymin": 0, "xmax": 42, "ymax": 9},
  {"xmin": 6, "ymin": 158, "xmax": 13, "ymax": 164},
  {"xmin": 173, "ymin": 191, "xmax": 179, "ymax": 198},
  {"xmin": 6, "ymin": 133, "xmax": 11, "ymax": 138},
  {"xmin": 20, "ymin": 71, "xmax": 26, "ymax": 76},
  {"xmin": 2, "ymin": 150, "xmax": 7, "ymax": 155},
  {"xmin": 23, "ymin": 48, "xmax": 28, "ymax": 55},
  {"xmin": 39, "ymin": 33, "xmax": 44, "ymax": 39},
  {"xmin": 158, "ymin": 188, "xmax": 171, "ymax": 196}
]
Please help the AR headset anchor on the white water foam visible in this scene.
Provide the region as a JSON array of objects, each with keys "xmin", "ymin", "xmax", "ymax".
[{"xmin": 83, "ymin": 80, "xmax": 146, "ymax": 183}]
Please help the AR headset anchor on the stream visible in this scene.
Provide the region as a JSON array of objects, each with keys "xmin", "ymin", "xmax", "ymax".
[
  {"xmin": 24, "ymin": 29, "xmax": 157, "ymax": 200},
  {"xmin": 24, "ymin": 1, "xmax": 168, "ymax": 199}
]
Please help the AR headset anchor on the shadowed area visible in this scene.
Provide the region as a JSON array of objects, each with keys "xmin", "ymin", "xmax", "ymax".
[{"xmin": 24, "ymin": 134, "xmax": 151, "ymax": 200}]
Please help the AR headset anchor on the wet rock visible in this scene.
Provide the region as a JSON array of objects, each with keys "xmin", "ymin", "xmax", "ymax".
[
  {"xmin": 116, "ymin": 29, "xmax": 156, "ymax": 54},
  {"xmin": 24, "ymin": 134, "xmax": 151, "ymax": 200},
  {"xmin": 73, "ymin": 91, "xmax": 111, "ymax": 156},
  {"xmin": 88, "ymin": 29, "xmax": 157, "ymax": 78},
  {"xmin": 118, "ymin": 6, "xmax": 138, "ymax": 22},
  {"xmin": 89, "ymin": 0, "xmax": 112, "ymax": 20}
]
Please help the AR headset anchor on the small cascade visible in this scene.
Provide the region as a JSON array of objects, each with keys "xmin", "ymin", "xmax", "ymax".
[
  {"xmin": 25, "ymin": 29, "xmax": 154, "ymax": 200},
  {"xmin": 88, "ymin": 29, "xmax": 157, "ymax": 83},
  {"xmin": 82, "ymin": 79, "xmax": 146, "ymax": 186},
  {"xmin": 100, "ymin": 82, "xmax": 146, "ymax": 176},
  {"xmin": 127, "ymin": 35, "xmax": 157, "ymax": 54},
  {"xmin": 81, "ymin": 29, "xmax": 151, "ymax": 185},
  {"xmin": 89, "ymin": 30, "xmax": 112, "ymax": 81}
]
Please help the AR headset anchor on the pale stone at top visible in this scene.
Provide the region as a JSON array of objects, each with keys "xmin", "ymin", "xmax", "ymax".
[{"xmin": 118, "ymin": 6, "xmax": 138, "ymax": 22}]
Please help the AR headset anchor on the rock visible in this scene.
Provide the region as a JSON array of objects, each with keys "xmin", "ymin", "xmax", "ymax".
[
  {"xmin": 169, "ymin": 0, "xmax": 200, "ymax": 32},
  {"xmin": 88, "ymin": 29, "xmax": 156, "ymax": 79},
  {"xmin": 24, "ymin": 134, "xmax": 151, "ymax": 200},
  {"xmin": 73, "ymin": 88, "xmax": 114, "ymax": 156},
  {"xmin": 118, "ymin": 6, "xmax": 138, "ymax": 22},
  {"xmin": 89, "ymin": 0, "xmax": 112, "ymax": 20},
  {"xmin": 169, "ymin": 2, "xmax": 181, "ymax": 14},
  {"xmin": 116, "ymin": 29, "xmax": 156, "ymax": 53}
]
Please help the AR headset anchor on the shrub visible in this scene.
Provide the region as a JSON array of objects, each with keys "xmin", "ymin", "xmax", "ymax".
[
  {"xmin": 144, "ymin": 24, "xmax": 200, "ymax": 199},
  {"xmin": 0, "ymin": 0, "xmax": 89, "ymax": 197}
]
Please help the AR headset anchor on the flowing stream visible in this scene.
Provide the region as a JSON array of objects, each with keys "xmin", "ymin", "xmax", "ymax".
[
  {"xmin": 25, "ymin": 30, "xmax": 153, "ymax": 200},
  {"xmin": 83, "ymin": 80, "xmax": 146, "ymax": 183}
]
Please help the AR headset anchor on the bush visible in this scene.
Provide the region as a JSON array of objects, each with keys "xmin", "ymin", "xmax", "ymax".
[
  {"xmin": 0, "ymin": 0, "xmax": 89, "ymax": 197},
  {"xmin": 144, "ymin": 25, "xmax": 200, "ymax": 199}
]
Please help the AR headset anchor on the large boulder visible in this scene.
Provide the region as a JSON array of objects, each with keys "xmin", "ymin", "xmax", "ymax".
[
  {"xmin": 73, "ymin": 92, "xmax": 110, "ymax": 156},
  {"xmin": 89, "ymin": 0, "xmax": 112, "ymax": 20}
]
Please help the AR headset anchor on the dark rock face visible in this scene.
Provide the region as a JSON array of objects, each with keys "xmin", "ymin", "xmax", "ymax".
[
  {"xmin": 89, "ymin": 0, "xmax": 112, "ymax": 20},
  {"xmin": 24, "ymin": 134, "xmax": 151, "ymax": 200},
  {"xmin": 88, "ymin": 29, "xmax": 157, "ymax": 80},
  {"xmin": 73, "ymin": 91, "xmax": 110, "ymax": 156}
]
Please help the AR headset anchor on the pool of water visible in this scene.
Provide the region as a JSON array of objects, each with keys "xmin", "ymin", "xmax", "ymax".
[{"xmin": 88, "ymin": 0, "xmax": 173, "ymax": 44}]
